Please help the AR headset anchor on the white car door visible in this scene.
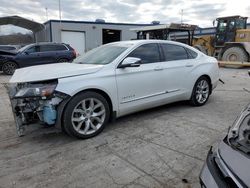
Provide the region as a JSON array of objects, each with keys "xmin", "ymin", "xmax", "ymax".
[
  {"xmin": 159, "ymin": 43, "xmax": 197, "ymax": 97},
  {"xmin": 115, "ymin": 43, "xmax": 166, "ymax": 116}
]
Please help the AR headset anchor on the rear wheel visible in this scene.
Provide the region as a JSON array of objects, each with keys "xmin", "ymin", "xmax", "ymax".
[
  {"xmin": 222, "ymin": 47, "xmax": 248, "ymax": 62},
  {"xmin": 2, "ymin": 61, "xmax": 17, "ymax": 75},
  {"xmin": 190, "ymin": 76, "xmax": 210, "ymax": 106},
  {"xmin": 62, "ymin": 91, "xmax": 110, "ymax": 139}
]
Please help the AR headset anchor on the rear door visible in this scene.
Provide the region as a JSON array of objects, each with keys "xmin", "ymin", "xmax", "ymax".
[
  {"xmin": 38, "ymin": 44, "xmax": 59, "ymax": 64},
  {"xmin": 159, "ymin": 43, "xmax": 196, "ymax": 96}
]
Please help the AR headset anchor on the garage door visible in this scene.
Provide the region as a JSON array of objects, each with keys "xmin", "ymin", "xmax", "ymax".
[{"xmin": 61, "ymin": 31, "xmax": 85, "ymax": 55}]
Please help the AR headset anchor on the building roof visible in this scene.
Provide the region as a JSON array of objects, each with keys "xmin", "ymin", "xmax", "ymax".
[
  {"xmin": 44, "ymin": 19, "xmax": 153, "ymax": 26},
  {"xmin": 216, "ymin": 15, "xmax": 248, "ymax": 20},
  {"xmin": 0, "ymin": 15, "xmax": 44, "ymax": 32}
]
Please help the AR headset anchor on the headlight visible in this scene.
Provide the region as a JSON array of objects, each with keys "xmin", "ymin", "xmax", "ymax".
[{"xmin": 15, "ymin": 83, "xmax": 57, "ymax": 98}]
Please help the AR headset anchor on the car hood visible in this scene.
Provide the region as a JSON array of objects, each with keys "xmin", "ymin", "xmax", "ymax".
[
  {"xmin": 0, "ymin": 50, "xmax": 17, "ymax": 55},
  {"xmin": 218, "ymin": 140, "xmax": 250, "ymax": 186},
  {"xmin": 10, "ymin": 63, "xmax": 104, "ymax": 83}
]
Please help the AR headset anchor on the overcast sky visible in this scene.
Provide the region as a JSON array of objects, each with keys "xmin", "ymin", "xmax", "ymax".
[{"xmin": 0, "ymin": 0, "xmax": 250, "ymax": 34}]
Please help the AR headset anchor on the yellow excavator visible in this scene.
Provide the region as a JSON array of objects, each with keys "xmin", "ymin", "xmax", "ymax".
[
  {"xmin": 193, "ymin": 15, "xmax": 250, "ymax": 62},
  {"xmin": 132, "ymin": 15, "xmax": 250, "ymax": 62}
]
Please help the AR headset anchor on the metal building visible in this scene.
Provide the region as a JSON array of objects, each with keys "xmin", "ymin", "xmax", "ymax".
[
  {"xmin": 34, "ymin": 18, "xmax": 250, "ymax": 55},
  {"xmin": 36, "ymin": 20, "xmax": 151, "ymax": 55}
]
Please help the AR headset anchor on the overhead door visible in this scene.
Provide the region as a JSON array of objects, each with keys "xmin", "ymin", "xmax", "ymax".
[{"xmin": 61, "ymin": 31, "xmax": 85, "ymax": 55}]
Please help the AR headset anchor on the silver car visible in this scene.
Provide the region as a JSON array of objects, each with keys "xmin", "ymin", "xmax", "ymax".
[{"xmin": 200, "ymin": 99, "xmax": 250, "ymax": 187}]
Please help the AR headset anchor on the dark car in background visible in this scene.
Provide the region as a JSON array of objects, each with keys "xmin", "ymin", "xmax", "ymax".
[
  {"xmin": 200, "ymin": 94, "xmax": 250, "ymax": 187},
  {"xmin": 0, "ymin": 42, "xmax": 76, "ymax": 75}
]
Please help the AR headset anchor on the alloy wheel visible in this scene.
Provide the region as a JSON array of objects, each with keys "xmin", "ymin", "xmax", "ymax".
[
  {"xmin": 195, "ymin": 79, "xmax": 209, "ymax": 104},
  {"xmin": 2, "ymin": 62, "xmax": 17, "ymax": 75},
  {"xmin": 71, "ymin": 98, "xmax": 106, "ymax": 135}
]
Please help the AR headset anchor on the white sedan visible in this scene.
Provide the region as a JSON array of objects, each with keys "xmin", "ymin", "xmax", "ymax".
[{"xmin": 9, "ymin": 40, "xmax": 220, "ymax": 139}]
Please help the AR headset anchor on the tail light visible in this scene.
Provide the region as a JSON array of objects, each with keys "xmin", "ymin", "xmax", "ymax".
[{"xmin": 73, "ymin": 48, "xmax": 77, "ymax": 58}]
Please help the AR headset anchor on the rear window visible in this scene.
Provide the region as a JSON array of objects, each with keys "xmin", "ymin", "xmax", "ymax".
[
  {"xmin": 161, "ymin": 44, "xmax": 189, "ymax": 61},
  {"xmin": 186, "ymin": 48, "xmax": 198, "ymax": 59}
]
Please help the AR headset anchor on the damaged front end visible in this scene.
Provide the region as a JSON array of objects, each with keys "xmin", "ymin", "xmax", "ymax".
[
  {"xmin": 8, "ymin": 80, "xmax": 69, "ymax": 136},
  {"xmin": 227, "ymin": 104, "xmax": 250, "ymax": 155}
]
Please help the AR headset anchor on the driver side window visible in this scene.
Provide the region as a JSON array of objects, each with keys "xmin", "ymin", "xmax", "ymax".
[
  {"xmin": 25, "ymin": 46, "xmax": 39, "ymax": 53},
  {"xmin": 128, "ymin": 43, "xmax": 161, "ymax": 64}
]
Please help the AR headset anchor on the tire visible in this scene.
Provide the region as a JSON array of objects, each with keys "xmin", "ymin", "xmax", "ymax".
[
  {"xmin": 2, "ymin": 61, "xmax": 17, "ymax": 75},
  {"xmin": 190, "ymin": 76, "xmax": 211, "ymax": 106},
  {"xmin": 62, "ymin": 91, "xmax": 110, "ymax": 139},
  {"xmin": 58, "ymin": 58, "xmax": 68, "ymax": 63},
  {"xmin": 222, "ymin": 47, "xmax": 248, "ymax": 62}
]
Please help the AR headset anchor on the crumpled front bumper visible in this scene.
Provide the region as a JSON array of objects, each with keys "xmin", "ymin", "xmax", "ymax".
[
  {"xmin": 7, "ymin": 84, "xmax": 69, "ymax": 137},
  {"xmin": 200, "ymin": 147, "xmax": 226, "ymax": 188}
]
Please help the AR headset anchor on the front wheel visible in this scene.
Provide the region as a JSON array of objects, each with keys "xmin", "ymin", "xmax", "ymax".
[
  {"xmin": 62, "ymin": 91, "xmax": 110, "ymax": 139},
  {"xmin": 190, "ymin": 77, "xmax": 210, "ymax": 106},
  {"xmin": 2, "ymin": 61, "xmax": 17, "ymax": 75}
]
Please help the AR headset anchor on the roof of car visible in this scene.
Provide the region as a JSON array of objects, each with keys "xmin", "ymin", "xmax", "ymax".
[
  {"xmin": 110, "ymin": 39, "xmax": 191, "ymax": 47},
  {"xmin": 108, "ymin": 40, "xmax": 201, "ymax": 55},
  {"xmin": 34, "ymin": 42, "xmax": 65, "ymax": 45}
]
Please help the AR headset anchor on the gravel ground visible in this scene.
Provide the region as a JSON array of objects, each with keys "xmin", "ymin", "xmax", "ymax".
[{"xmin": 0, "ymin": 68, "xmax": 249, "ymax": 188}]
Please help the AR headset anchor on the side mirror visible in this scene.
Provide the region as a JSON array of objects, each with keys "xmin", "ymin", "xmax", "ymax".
[
  {"xmin": 119, "ymin": 57, "xmax": 141, "ymax": 68},
  {"xmin": 24, "ymin": 51, "xmax": 29, "ymax": 55}
]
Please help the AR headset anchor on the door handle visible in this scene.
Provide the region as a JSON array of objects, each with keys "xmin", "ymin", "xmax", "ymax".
[
  {"xmin": 185, "ymin": 64, "xmax": 193, "ymax": 67},
  {"xmin": 154, "ymin": 67, "xmax": 164, "ymax": 71}
]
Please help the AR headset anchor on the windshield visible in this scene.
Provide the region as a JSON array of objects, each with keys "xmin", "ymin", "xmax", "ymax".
[
  {"xmin": 18, "ymin": 45, "xmax": 33, "ymax": 53},
  {"xmin": 73, "ymin": 44, "xmax": 129, "ymax": 65}
]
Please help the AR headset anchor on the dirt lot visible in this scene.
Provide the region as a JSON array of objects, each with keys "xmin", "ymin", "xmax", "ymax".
[{"xmin": 0, "ymin": 68, "xmax": 249, "ymax": 188}]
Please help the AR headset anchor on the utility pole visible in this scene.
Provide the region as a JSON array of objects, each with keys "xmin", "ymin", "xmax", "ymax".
[
  {"xmin": 45, "ymin": 7, "xmax": 48, "ymax": 21},
  {"xmin": 59, "ymin": 0, "xmax": 62, "ymax": 21},
  {"xmin": 181, "ymin": 9, "xmax": 183, "ymax": 23},
  {"xmin": 59, "ymin": 0, "xmax": 62, "ymax": 42}
]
